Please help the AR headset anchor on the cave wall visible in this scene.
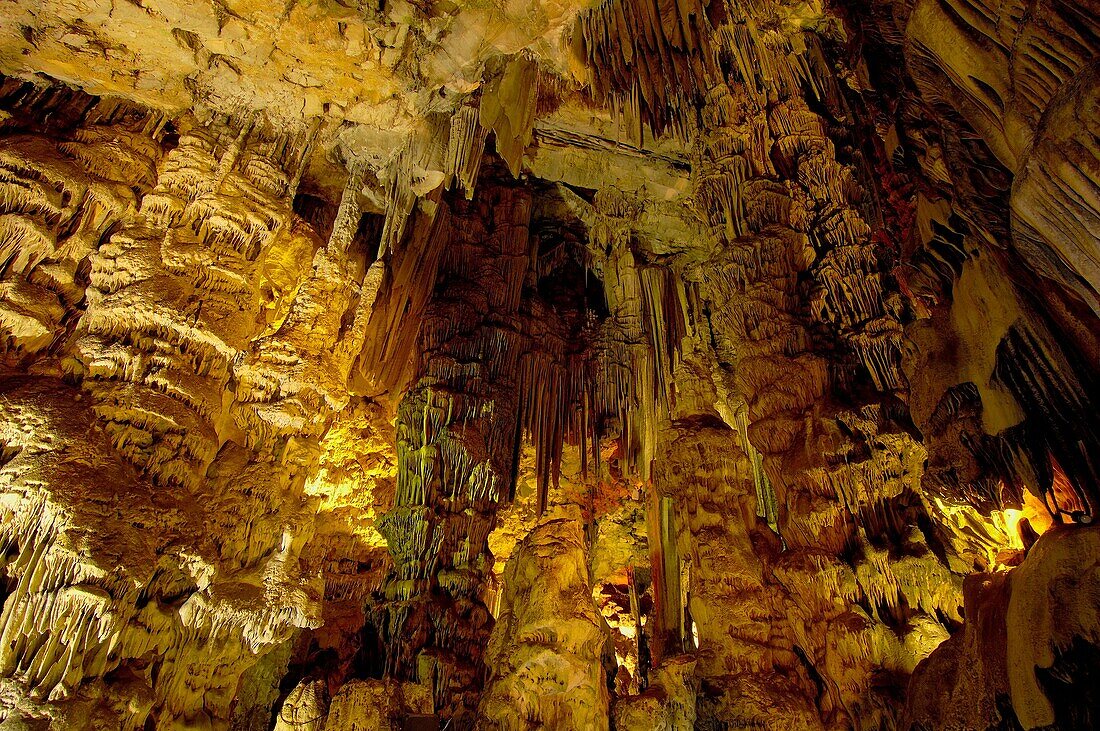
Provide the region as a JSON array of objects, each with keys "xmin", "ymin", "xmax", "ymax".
[{"xmin": 0, "ymin": 0, "xmax": 1096, "ymax": 729}]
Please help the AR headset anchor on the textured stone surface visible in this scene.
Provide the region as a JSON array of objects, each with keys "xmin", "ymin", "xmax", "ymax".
[
  {"xmin": 478, "ymin": 508, "xmax": 611, "ymax": 731},
  {"xmin": 906, "ymin": 525, "xmax": 1100, "ymax": 730},
  {"xmin": 0, "ymin": 0, "xmax": 1096, "ymax": 729}
]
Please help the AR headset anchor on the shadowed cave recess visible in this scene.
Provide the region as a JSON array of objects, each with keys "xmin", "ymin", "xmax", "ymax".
[{"xmin": 0, "ymin": 0, "xmax": 1097, "ymax": 728}]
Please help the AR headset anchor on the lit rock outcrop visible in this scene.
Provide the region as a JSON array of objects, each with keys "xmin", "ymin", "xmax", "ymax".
[
  {"xmin": 906, "ymin": 524, "xmax": 1100, "ymax": 730},
  {"xmin": 0, "ymin": 98, "xmax": 152, "ymax": 364},
  {"xmin": 0, "ymin": 87, "xmax": 371, "ymax": 729},
  {"xmin": 478, "ymin": 508, "xmax": 612, "ymax": 731},
  {"xmin": 0, "ymin": 376, "xmax": 321, "ymax": 730}
]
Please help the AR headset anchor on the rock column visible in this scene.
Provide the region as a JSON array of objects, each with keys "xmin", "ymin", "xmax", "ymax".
[{"xmin": 379, "ymin": 177, "xmax": 533, "ymax": 724}]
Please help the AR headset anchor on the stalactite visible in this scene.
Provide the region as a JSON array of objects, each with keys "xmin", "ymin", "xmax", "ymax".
[
  {"xmin": 479, "ymin": 55, "xmax": 539, "ymax": 177},
  {"xmin": 647, "ymin": 493, "xmax": 684, "ymax": 660},
  {"xmin": 446, "ymin": 105, "xmax": 489, "ymax": 200},
  {"xmin": 571, "ymin": 0, "xmax": 718, "ymax": 139},
  {"xmin": 734, "ymin": 407, "xmax": 779, "ymax": 534},
  {"xmin": 991, "ymin": 324, "xmax": 1100, "ymax": 520},
  {"xmin": 285, "ymin": 119, "xmax": 322, "ymax": 202},
  {"xmin": 329, "ymin": 166, "xmax": 364, "ymax": 255},
  {"xmin": 356, "ymin": 121, "xmax": 456, "ymax": 396}
]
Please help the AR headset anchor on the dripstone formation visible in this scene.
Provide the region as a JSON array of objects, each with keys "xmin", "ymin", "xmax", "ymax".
[{"xmin": 0, "ymin": 0, "xmax": 1097, "ymax": 728}]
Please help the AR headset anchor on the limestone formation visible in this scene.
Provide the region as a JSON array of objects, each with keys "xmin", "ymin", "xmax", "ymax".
[
  {"xmin": 478, "ymin": 508, "xmax": 612, "ymax": 731},
  {"xmin": 0, "ymin": 0, "xmax": 1096, "ymax": 729}
]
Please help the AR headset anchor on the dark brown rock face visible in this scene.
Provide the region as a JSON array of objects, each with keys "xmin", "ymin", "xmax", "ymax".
[{"xmin": 379, "ymin": 177, "xmax": 533, "ymax": 724}]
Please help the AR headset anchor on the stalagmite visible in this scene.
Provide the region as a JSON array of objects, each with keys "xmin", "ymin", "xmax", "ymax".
[{"xmin": 477, "ymin": 508, "xmax": 612, "ymax": 731}]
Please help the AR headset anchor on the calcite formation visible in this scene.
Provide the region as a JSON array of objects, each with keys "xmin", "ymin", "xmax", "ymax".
[
  {"xmin": 0, "ymin": 0, "xmax": 1097, "ymax": 729},
  {"xmin": 479, "ymin": 507, "xmax": 612, "ymax": 731}
]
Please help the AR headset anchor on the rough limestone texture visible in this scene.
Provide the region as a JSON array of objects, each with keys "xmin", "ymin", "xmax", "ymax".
[
  {"xmin": 0, "ymin": 0, "xmax": 1096, "ymax": 729},
  {"xmin": 614, "ymin": 656, "xmax": 697, "ymax": 731},
  {"xmin": 906, "ymin": 525, "xmax": 1100, "ymax": 731},
  {"xmin": 324, "ymin": 679, "xmax": 432, "ymax": 731},
  {"xmin": 478, "ymin": 508, "xmax": 612, "ymax": 731}
]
